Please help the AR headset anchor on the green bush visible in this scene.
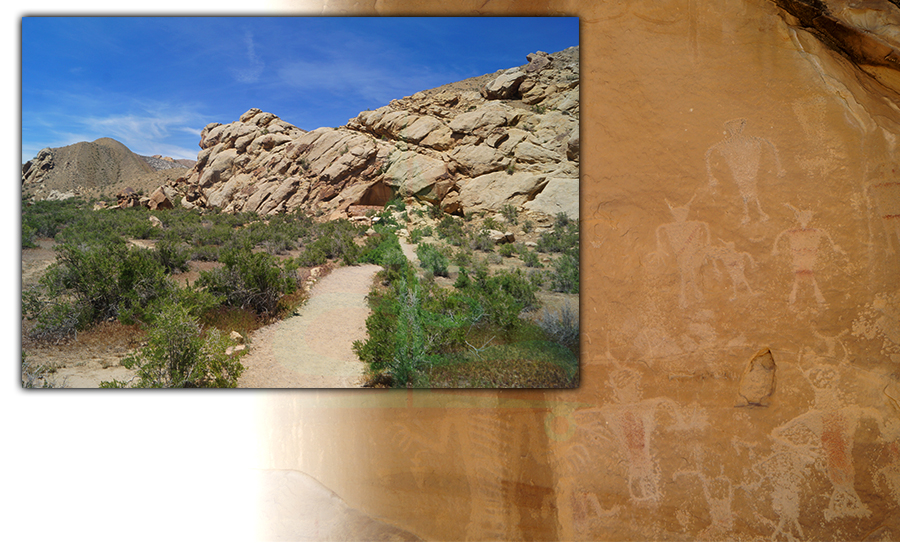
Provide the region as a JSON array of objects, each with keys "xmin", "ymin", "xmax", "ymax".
[
  {"xmin": 416, "ymin": 243, "xmax": 449, "ymax": 277},
  {"xmin": 154, "ymin": 237, "xmax": 190, "ymax": 273},
  {"xmin": 40, "ymin": 240, "xmax": 174, "ymax": 325},
  {"xmin": 497, "ymin": 243, "xmax": 517, "ymax": 258},
  {"xmin": 197, "ymin": 247, "xmax": 297, "ymax": 315},
  {"xmin": 408, "ymin": 225, "xmax": 432, "ymax": 244},
  {"xmin": 500, "ymin": 204, "xmax": 518, "ymax": 225},
  {"xmin": 521, "ymin": 248, "xmax": 543, "ymax": 268},
  {"xmin": 102, "ymin": 301, "xmax": 245, "ymax": 388},
  {"xmin": 549, "ymin": 253, "xmax": 580, "ymax": 294}
]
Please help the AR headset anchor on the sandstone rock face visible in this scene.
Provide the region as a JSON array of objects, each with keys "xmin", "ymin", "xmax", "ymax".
[
  {"xmin": 168, "ymin": 47, "xmax": 580, "ymax": 221},
  {"xmin": 254, "ymin": 3, "xmax": 900, "ymax": 542}
]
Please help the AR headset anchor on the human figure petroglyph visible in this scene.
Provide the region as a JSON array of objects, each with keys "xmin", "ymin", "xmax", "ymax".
[
  {"xmin": 674, "ymin": 468, "xmax": 735, "ymax": 539},
  {"xmin": 650, "ymin": 196, "xmax": 711, "ymax": 307},
  {"xmin": 705, "ymin": 118, "xmax": 786, "ymax": 225},
  {"xmin": 771, "ymin": 205, "xmax": 845, "ymax": 307},
  {"xmin": 708, "ymin": 239, "xmax": 756, "ymax": 300},
  {"xmin": 574, "ymin": 365, "xmax": 707, "ymax": 505},
  {"xmin": 769, "ymin": 353, "xmax": 874, "ymax": 522},
  {"xmin": 743, "ymin": 443, "xmax": 814, "ymax": 541}
]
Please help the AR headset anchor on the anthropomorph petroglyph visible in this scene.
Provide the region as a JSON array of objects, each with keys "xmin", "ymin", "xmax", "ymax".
[
  {"xmin": 771, "ymin": 204, "xmax": 845, "ymax": 307},
  {"xmin": 708, "ymin": 239, "xmax": 756, "ymax": 300},
  {"xmin": 674, "ymin": 468, "xmax": 735, "ymax": 539},
  {"xmin": 573, "ymin": 365, "xmax": 707, "ymax": 505},
  {"xmin": 768, "ymin": 352, "xmax": 875, "ymax": 523},
  {"xmin": 651, "ymin": 195, "xmax": 711, "ymax": 307},
  {"xmin": 705, "ymin": 118, "xmax": 786, "ymax": 224}
]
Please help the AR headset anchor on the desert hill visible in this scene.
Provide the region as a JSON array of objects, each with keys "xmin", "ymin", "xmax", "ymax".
[{"xmin": 21, "ymin": 137, "xmax": 194, "ymax": 201}]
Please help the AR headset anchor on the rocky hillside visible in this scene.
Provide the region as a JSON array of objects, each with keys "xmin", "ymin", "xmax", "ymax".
[
  {"xmin": 21, "ymin": 137, "xmax": 193, "ymax": 201},
  {"xmin": 169, "ymin": 47, "xmax": 579, "ymax": 221}
]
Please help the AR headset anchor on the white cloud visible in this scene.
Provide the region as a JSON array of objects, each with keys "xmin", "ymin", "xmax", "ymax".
[{"xmin": 230, "ymin": 30, "xmax": 265, "ymax": 84}]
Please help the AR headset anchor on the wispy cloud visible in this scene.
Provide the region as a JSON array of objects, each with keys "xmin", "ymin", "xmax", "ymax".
[
  {"xmin": 230, "ymin": 30, "xmax": 264, "ymax": 84},
  {"xmin": 276, "ymin": 57, "xmax": 464, "ymax": 106}
]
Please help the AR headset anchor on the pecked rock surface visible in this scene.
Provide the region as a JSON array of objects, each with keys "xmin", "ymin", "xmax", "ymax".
[{"xmin": 168, "ymin": 47, "xmax": 579, "ymax": 221}]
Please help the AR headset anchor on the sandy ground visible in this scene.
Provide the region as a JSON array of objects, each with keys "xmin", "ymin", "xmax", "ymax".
[{"xmin": 237, "ymin": 264, "xmax": 382, "ymax": 388}]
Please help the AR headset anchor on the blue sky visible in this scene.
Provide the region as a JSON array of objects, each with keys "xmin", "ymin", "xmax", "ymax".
[{"xmin": 21, "ymin": 17, "xmax": 579, "ymax": 163}]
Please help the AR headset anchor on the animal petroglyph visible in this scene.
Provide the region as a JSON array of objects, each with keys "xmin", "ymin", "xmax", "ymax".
[
  {"xmin": 651, "ymin": 196, "xmax": 712, "ymax": 307},
  {"xmin": 771, "ymin": 205, "xmax": 845, "ymax": 307},
  {"xmin": 705, "ymin": 118, "xmax": 786, "ymax": 225},
  {"xmin": 708, "ymin": 239, "xmax": 757, "ymax": 300}
]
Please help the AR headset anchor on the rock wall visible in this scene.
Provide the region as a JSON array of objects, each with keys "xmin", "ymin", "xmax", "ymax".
[
  {"xmin": 254, "ymin": 1, "xmax": 900, "ymax": 540},
  {"xmin": 170, "ymin": 47, "xmax": 579, "ymax": 221}
]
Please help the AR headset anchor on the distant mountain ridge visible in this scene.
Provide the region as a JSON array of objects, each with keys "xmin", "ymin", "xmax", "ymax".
[{"xmin": 22, "ymin": 137, "xmax": 195, "ymax": 201}]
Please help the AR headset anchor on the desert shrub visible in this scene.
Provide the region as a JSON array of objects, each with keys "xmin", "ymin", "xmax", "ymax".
[
  {"xmin": 295, "ymin": 219, "xmax": 362, "ymax": 266},
  {"xmin": 197, "ymin": 247, "xmax": 297, "ymax": 315},
  {"xmin": 500, "ymin": 204, "xmax": 518, "ymax": 225},
  {"xmin": 484, "ymin": 216, "xmax": 502, "ymax": 231},
  {"xmin": 436, "ymin": 215, "xmax": 466, "ymax": 246},
  {"xmin": 22, "ymin": 352, "xmax": 68, "ymax": 388},
  {"xmin": 24, "ymin": 297, "xmax": 91, "ymax": 344},
  {"xmin": 549, "ymin": 253, "xmax": 580, "ymax": 294},
  {"xmin": 40, "ymin": 240, "xmax": 174, "ymax": 325},
  {"xmin": 521, "ymin": 248, "xmax": 543, "ymax": 268},
  {"xmin": 101, "ymin": 301, "xmax": 245, "ymax": 388},
  {"xmin": 468, "ymin": 227, "xmax": 495, "ymax": 252},
  {"xmin": 22, "ymin": 223, "xmax": 38, "ymax": 249},
  {"xmin": 408, "ymin": 225, "xmax": 432, "ymax": 244},
  {"xmin": 537, "ymin": 302, "xmax": 579, "ymax": 350},
  {"xmin": 416, "ymin": 243, "xmax": 449, "ymax": 277},
  {"xmin": 353, "ymin": 290, "xmax": 399, "ymax": 374},
  {"xmin": 452, "ymin": 246, "xmax": 473, "ymax": 268},
  {"xmin": 154, "ymin": 235, "xmax": 190, "ymax": 273},
  {"xmin": 497, "ymin": 243, "xmax": 517, "ymax": 258},
  {"xmin": 21, "ymin": 197, "xmax": 88, "ymax": 241},
  {"xmin": 522, "ymin": 219, "xmax": 534, "ymax": 234},
  {"xmin": 536, "ymin": 216, "xmax": 579, "ymax": 255},
  {"xmin": 454, "ymin": 268, "xmax": 471, "ymax": 289}
]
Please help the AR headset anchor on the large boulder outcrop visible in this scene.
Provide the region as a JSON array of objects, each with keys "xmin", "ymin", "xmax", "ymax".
[{"xmin": 167, "ymin": 47, "xmax": 580, "ymax": 221}]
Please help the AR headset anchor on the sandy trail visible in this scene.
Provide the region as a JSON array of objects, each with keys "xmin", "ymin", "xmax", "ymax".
[{"xmin": 238, "ymin": 264, "xmax": 382, "ymax": 388}]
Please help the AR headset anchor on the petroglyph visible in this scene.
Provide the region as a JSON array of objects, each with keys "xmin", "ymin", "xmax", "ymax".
[
  {"xmin": 705, "ymin": 118, "xmax": 785, "ymax": 225},
  {"xmin": 769, "ymin": 353, "xmax": 872, "ymax": 523},
  {"xmin": 736, "ymin": 348, "xmax": 777, "ymax": 407},
  {"xmin": 650, "ymin": 195, "xmax": 712, "ymax": 307},
  {"xmin": 674, "ymin": 468, "xmax": 736, "ymax": 539},
  {"xmin": 792, "ymin": 96, "xmax": 846, "ymax": 179},
  {"xmin": 570, "ymin": 364, "xmax": 707, "ymax": 505},
  {"xmin": 866, "ymin": 179, "xmax": 900, "ymax": 254},
  {"xmin": 771, "ymin": 205, "xmax": 845, "ymax": 307},
  {"xmin": 852, "ymin": 291, "xmax": 900, "ymax": 362},
  {"xmin": 708, "ymin": 239, "xmax": 757, "ymax": 300}
]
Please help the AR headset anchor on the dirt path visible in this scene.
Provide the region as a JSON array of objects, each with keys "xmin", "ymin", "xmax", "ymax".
[{"xmin": 238, "ymin": 264, "xmax": 382, "ymax": 388}]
